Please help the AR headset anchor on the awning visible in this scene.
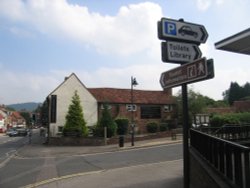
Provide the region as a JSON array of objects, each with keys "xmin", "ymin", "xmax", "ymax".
[{"xmin": 215, "ymin": 28, "xmax": 250, "ymax": 55}]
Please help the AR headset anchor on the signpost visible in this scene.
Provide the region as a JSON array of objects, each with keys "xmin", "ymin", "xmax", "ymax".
[
  {"xmin": 158, "ymin": 18, "xmax": 208, "ymax": 44},
  {"xmin": 162, "ymin": 41, "xmax": 202, "ymax": 64},
  {"xmin": 157, "ymin": 18, "xmax": 214, "ymax": 188}
]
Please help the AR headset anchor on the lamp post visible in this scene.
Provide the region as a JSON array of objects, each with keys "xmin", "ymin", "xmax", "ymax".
[{"xmin": 131, "ymin": 76, "xmax": 138, "ymax": 146}]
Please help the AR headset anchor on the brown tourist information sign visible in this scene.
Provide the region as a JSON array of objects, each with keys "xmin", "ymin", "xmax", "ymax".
[{"xmin": 160, "ymin": 57, "xmax": 211, "ymax": 89}]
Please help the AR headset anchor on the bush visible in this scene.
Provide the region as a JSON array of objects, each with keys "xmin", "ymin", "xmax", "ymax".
[
  {"xmin": 210, "ymin": 112, "xmax": 250, "ymax": 127},
  {"xmin": 115, "ymin": 118, "xmax": 129, "ymax": 135},
  {"xmin": 159, "ymin": 123, "xmax": 168, "ymax": 132},
  {"xmin": 93, "ymin": 103, "xmax": 117, "ymax": 138},
  {"xmin": 146, "ymin": 122, "xmax": 158, "ymax": 133}
]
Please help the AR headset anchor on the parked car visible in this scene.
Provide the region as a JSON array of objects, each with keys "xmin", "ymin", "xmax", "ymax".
[
  {"xmin": 6, "ymin": 128, "xmax": 28, "ymax": 137},
  {"xmin": 16, "ymin": 128, "xmax": 28, "ymax": 136},
  {"xmin": 6, "ymin": 128, "xmax": 18, "ymax": 137}
]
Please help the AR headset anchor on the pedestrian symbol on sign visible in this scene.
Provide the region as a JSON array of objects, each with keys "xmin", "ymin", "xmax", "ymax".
[
  {"xmin": 187, "ymin": 65, "xmax": 196, "ymax": 78},
  {"xmin": 198, "ymin": 62, "xmax": 205, "ymax": 75}
]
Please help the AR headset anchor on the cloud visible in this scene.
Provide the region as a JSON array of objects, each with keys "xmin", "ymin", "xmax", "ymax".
[
  {"xmin": 195, "ymin": 0, "xmax": 212, "ymax": 11},
  {"xmin": 0, "ymin": 0, "xmax": 163, "ymax": 56},
  {"xmin": 0, "ymin": 68, "xmax": 62, "ymax": 104}
]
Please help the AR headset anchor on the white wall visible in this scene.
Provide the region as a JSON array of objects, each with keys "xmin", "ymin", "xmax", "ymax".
[{"xmin": 49, "ymin": 74, "xmax": 98, "ymax": 137}]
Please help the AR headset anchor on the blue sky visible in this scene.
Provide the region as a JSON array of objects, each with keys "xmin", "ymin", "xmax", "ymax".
[{"xmin": 0, "ymin": 0, "xmax": 249, "ymax": 104}]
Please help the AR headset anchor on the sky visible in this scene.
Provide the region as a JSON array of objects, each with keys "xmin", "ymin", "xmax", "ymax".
[{"xmin": 0, "ymin": 0, "xmax": 249, "ymax": 104}]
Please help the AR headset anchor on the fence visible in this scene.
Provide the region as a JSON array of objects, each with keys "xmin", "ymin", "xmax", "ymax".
[
  {"xmin": 190, "ymin": 129, "xmax": 250, "ymax": 188},
  {"xmin": 197, "ymin": 124, "xmax": 250, "ymax": 141}
]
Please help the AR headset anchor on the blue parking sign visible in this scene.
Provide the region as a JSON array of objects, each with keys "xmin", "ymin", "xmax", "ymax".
[{"xmin": 164, "ymin": 21, "xmax": 177, "ymax": 36}]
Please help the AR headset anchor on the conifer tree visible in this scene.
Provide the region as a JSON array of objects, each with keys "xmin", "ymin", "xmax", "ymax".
[{"xmin": 63, "ymin": 90, "xmax": 88, "ymax": 137}]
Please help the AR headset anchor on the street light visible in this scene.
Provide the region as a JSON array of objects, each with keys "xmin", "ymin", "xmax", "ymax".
[{"xmin": 131, "ymin": 76, "xmax": 138, "ymax": 146}]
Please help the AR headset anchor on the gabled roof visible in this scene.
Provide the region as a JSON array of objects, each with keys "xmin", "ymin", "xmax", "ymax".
[
  {"xmin": 48, "ymin": 73, "xmax": 91, "ymax": 97},
  {"xmin": 11, "ymin": 111, "xmax": 24, "ymax": 120},
  {"xmin": 88, "ymin": 88, "xmax": 175, "ymax": 105}
]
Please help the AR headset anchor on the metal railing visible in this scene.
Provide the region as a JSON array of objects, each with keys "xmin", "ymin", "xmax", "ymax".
[
  {"xmin": 190, "ymin": 129, "xmax": 250, "ymax": 188},
  {"xmin": 197, "ymin": 124, "xmax": 250, "ymax": 141}
]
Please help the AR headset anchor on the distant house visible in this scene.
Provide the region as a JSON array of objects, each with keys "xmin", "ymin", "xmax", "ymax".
[
  {"xmin": 9, "ymin": 111, "xmax": 26, "ymax": 128},
  {"xmin": 0, "ymin": 114, "xmax": 5, "ymax": 133},
  {"xmin": 233, "ymin": 100, "xmax": 250, "ymax": 112},
  {"xmin": 46, "ymin": 73, "xmax": 176, "ymax": 137}
]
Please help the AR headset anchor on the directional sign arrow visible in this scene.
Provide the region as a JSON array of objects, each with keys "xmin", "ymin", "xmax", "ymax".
[
  {"xmin": 158, "ymin": 18, "xmax": 208, "ymax": 44},
  {"xmin": 160, "ymin": 58, "xmax": 214, "ymax": 89},
  {"xmin": 161, "ymin": 41, "xmax": 202, "ymax": 64}
]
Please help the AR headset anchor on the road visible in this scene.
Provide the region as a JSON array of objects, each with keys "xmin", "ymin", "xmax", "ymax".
[
  {"xmin": 0, "ymin": 133, "xmax": 29, "ymax": 168},
  {"xmin": 0, "ymin": 132, "xmax": 183, "ymax": 188}
]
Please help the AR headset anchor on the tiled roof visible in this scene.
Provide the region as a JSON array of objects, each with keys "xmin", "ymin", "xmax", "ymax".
[
  {"xmin": 88, "ymin": 88, "xmax": 175, "ymax": 104},
  {"xmin": 11, "ymin": 111, "xmax": 24, "ymax": 119}
]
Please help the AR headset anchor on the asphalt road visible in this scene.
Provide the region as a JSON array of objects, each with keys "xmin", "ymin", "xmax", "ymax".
[
  {"xmin": 0, "ymin": 132, "xmax": 183, "ymax": 188},
  {"xmin": 0, "ymin": 133, "xmax": 29, "ymax": 167}
]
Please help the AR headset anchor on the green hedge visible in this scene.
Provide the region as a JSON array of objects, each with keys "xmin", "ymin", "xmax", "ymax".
[
  {"xmin": 210, "ymin": 112, "xmax": 250, "ymax": 127},
  {"xmin": 159, "ymin": 123, "xmax": 168, "ymax": 132},
  {"xmin": 115, "ymin": 118, "xmax": 129, "ymax": 135},
  {"xmin": 146, "ymin": 122, "xmax": 158, "ymax": 133}
]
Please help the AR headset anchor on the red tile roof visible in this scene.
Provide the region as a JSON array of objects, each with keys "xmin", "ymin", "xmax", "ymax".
[{"xmin": 88, "ymin": 88, "xmax": 175, "ymax": 104}]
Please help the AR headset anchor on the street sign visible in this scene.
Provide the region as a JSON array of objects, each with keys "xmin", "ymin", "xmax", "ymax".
[
  {"xmin": 160, "ymin": 58, "xmax": 214, "ymax": 89},
  {"xmin": 161, "ymin": 41, "xmax": 202, "ymax": 64},
  {"xmin": 158, "ymin": 18, "xmax": 208, "ymax": 44}
]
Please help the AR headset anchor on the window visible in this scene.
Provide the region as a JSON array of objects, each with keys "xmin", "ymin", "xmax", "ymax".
[
  {"xmin": 50, "ymin": 95, "xmax": 57, "ymax": 123},
  {"xmin": 126, "ymin": 104, "xmax": 137, "ymax": 111},
  {"xmin": 101, "ymin": 104, "xmax": 112, "ymax": 110},
  {"xmin": 141, "ymin": 105, "xmax": 161, "ymax": 119},
  {"xmin": 58, "ymin": 126, "xmax": 63, "ymax": 133},
  {"xmin": 164, "ymin": 105, "xmax": 173, "ymax": 112}
]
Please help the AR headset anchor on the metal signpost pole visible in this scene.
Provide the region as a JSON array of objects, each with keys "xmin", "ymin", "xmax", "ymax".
[
  {"xmin": 131, "ymin": 76, "xmax": 135, "ymax": 146},
  {"xmin": 182, "ymin": 83, "xmax": 189, "ymax": 188}
]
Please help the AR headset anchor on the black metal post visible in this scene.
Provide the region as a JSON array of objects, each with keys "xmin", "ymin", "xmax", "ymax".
[
  {"xmin": 182, "ymin": 83, "xmax": 190, "ymax": 188},
  {"xmin": 131, "ymin": 76, "xmax": 135, "ymax": 146}
]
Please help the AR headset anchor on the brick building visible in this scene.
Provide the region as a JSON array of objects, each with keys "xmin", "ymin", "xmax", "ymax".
[{"xmin": 47, "ymin": 73, "xmax": 177, "ymax": 137}]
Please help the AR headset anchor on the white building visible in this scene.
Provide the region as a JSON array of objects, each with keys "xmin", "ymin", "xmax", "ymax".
[{"xmin": 47, "ymin": 73, "xmax": 98, "ymax": 137}]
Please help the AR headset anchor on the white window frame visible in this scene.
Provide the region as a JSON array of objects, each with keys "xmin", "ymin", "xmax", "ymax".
[
  {"xmin": 101, "ymin": 104, "xmax": 112, "ymax": 110},
  {"xmin": 164, "ymin": 105, "xmax": 173, "ymax": 112},
  {"xmin": 126, "ymin": 104, "xmax": 137, "ymax": 111},
  {"xmin": 58, "ymin": 126, "xmax": 64, "ymax": 133}
]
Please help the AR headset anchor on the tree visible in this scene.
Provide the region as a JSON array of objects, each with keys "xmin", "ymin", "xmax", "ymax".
[
  {"xmin": 63, "ymin": 91, "xmax": 88, "ymax": 137},
  {"xmin": 20, "ymin": 112, "xmax": 31, "ymax": 127},
  {"xmin": 224, "ymin": 82, "xmax": 250, "ymax": 105},
  {"xmin": 94, "ymin": 103, "xmax": 117, "ymax": 138},
  {"xmin": 175, "ymin": 88, "xmax": 225, "ymax": 126}
]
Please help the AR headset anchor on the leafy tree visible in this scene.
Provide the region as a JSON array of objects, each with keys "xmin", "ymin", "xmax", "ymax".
[
  {"xmin": 39, "ymin": 100, "xmax": 49, "ymax": 127},
  {"xmin": 63, "ymin": 91, "xmax": 88, "ymax": 137},
  {"xmin": 20, "ymin": 112, "xmax": 31, "ymax": 127},
  {"xmin": 115, "ymin": 118, "xmax": 129, "ymax": 135},
  {"xmin": 228, "ymin": 82, "xmax": 244, "ymax": 105},
  {"xmin": 223, "ymin": 82, "xmax": 250, "ymax": 105},
  {"xmin": 175, "ymin": 88, "xmax": 227, "ymax": 126},
  {"xmin": 94, "ymin": 103, "xmax": 117, "ymax": 138}
]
